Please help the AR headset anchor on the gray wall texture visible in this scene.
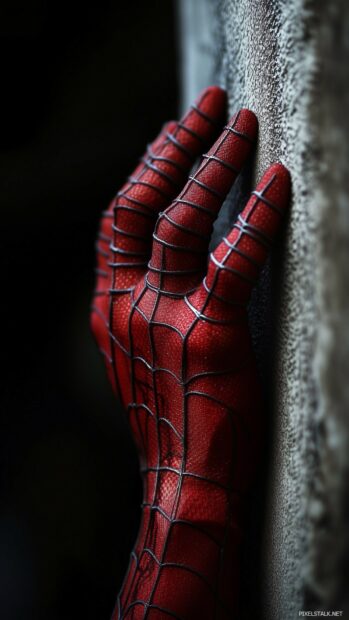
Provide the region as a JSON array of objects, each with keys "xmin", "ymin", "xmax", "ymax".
[{"xmin": 178, "ymin": 1, "xmax": 349, "ymax": 618}]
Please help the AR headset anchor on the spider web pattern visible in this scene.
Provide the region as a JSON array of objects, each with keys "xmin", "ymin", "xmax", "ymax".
[{"xmin": 91, "ymin": 89, "xmax": 290, "ymax": 619}]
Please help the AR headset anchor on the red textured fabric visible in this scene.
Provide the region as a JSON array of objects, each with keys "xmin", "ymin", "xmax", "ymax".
[{"xmin": 91, "ymin": 86, "xmax": 291, "ymax": 619}]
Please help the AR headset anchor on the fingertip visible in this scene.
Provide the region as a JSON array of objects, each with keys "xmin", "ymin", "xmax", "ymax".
[
  {"xmin": 240, "ymin": 108, "xmax": 258, "ymax": 139},
  {"xmin": 197, "ymin": 85, "xmax": 227, "ymax": 101},
  {"xmin": 258, "ymin": 162, "xmax": 291, "ymax": 212},
  {"xmin": 227, "ymin": 108, "xmax": 258, "ymax": 142},
  {"xmin": 265, "ymin": 161, "xmax": 290, "ymax": 181},
  {"xmin": 195, "ymin": 85, "xmax": 227, "ymax": 121}
]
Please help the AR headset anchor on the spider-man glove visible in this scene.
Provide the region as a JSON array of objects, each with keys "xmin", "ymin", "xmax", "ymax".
[{"xmin": 91, "ymin": 86, "xmax": 290, "ymax": 620}]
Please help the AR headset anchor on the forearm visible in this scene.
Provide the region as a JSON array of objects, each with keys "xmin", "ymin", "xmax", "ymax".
[
  {"xmin": 115, "ymin": 484, "xmax": 243, "ymax": 619},
  {"xmin": 115, "ymin": 370, "xmax": 262, "ymax": 619}
]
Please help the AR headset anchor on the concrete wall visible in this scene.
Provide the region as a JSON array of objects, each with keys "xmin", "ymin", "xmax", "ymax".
[{"xmin": 178, "ymin": 1, "xmax": 349, "ymax": 617}]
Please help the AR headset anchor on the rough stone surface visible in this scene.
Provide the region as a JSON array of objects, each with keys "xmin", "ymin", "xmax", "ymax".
[{"xmin": 179, "ymin": 1, "xmax": 349, "ymax": 617}]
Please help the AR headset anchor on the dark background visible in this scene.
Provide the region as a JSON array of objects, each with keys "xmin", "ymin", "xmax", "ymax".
[{"xmin": 1, "ymin": 2, "xmax": 178, "ymax": 618}]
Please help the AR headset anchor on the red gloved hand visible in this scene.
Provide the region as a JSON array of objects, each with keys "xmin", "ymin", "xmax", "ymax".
[{"xmin": 91, "ymin": 86, "xmax": 290, "ymax": 619}]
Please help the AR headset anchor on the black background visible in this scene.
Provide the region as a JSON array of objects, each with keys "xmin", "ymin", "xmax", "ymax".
[{"xmin": 1, "ymin": 2, "xmax": 178, "ymax": 618}]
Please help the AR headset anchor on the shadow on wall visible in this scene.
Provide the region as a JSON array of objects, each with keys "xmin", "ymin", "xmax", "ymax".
[{"xmin": 0, "ymin": 2, "xmax": 178, "ymax": 619}]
